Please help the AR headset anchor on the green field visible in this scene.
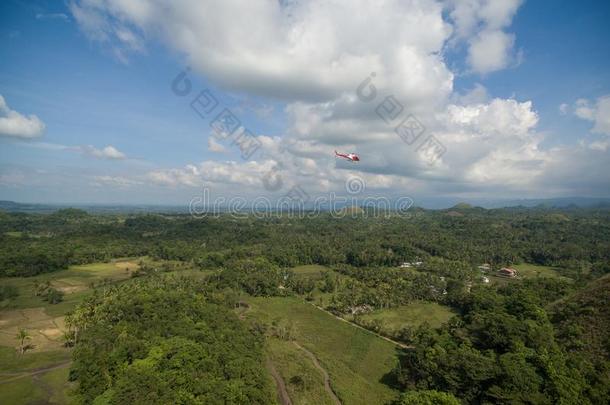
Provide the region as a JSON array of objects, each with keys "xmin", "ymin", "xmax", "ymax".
[
  {"xmin": 0, "ymin": 260, "xmax": 141, "ymax": 361},
  {"xmin": 0, "ymin": 346, "xmax": 73, "ymax": 405},
  {"xmin": 266, "ymin": 338, "xmax": 337, "ymax": 405},
  {"xmin": 291, "ymin": 265, "xmax": 331, "ymax": 277},
  {"xmin": 245, "ymin": 296, "xmax": 400, "ymax": 405},
  {"xmin": 3, "ymin": 232, "xmax": 22, "ymax": 238},
  {"xmin": 1, "ymin": 261, "xmax": 138, "ymax": 311},
  {"xmin": 512, "ymin": 263, "xmax": 570, "ymax": 280},
  {"xmin": 356, "ymin": 301, "xmax": 456, "ymax": 332},
  {"xmin": 0, "ymin": 363, "xmax": 74, "ymax": 405},
  {"xmin": 0, "ymin": 260, "xmax": 142, "ymax": 404}
]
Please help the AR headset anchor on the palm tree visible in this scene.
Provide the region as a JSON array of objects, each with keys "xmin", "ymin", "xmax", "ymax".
[{"xmin": 16, "ymin": 329, "xmax": 31, "ymax": 354}]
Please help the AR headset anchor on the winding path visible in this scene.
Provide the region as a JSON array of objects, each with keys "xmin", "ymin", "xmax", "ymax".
[
  {"xmin": 237, "ymin": 299, "xmax": 409, "ymax": 405},
  {"xmin": 237, "ymin": 305, "xmax": 292, "ymax": 405},
  {"xmin": 265, "ymin": 357, "xmax": 293, "ymax": 405},
  {"xmin": 292, "ymin": 341, "xmax": 342, "ymax": 405},
  {"xmin": 0, "ymin": 361, "xmax": 71, "ymax": 384}
]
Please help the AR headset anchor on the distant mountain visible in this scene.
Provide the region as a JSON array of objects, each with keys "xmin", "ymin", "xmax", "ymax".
[
  {"xmin": 401, "ymin": 196, "xmax": 610, "ymax": 210},
  {"xmin": 1, "ymin": 197, "xmax": 609, "ymax": 214},
  {"xmin": 473, "ymin": 197, "xmax": 610, "ymax": 209},
  {"xmin": 0, "ymin": 200, "xmax": 60, "ymax": 213},
  {"xmin": 0, "ymin": 201, "xmax": 190, "ymax": 214},
  {"xmin": 450, "ymin": 202, "xmax": 474, "ymax": 209}
]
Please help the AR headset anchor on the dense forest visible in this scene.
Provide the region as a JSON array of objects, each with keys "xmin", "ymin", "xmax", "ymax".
[
  {"xmin": 68, "ymin": 276, "xmax": 275, "ymax": 404},
  {"xmin": 1, "ymin": 206, "xmax": 609, "ymax": 404},
  {"xmin": 1, "ymin": 206, "xmax": 609, "ymax": 278}
]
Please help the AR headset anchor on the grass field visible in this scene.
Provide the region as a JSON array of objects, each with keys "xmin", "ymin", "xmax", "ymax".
[
  {"xmin": 0, "ymin": 346, "xmax": 71, "ymax": 378},
  {"xmin": 0, "ymin": 260, "xmax": 143, "ymax": 404},
  {"xmin": 512, "ymin": 263, "xmax": 569, "ymax": 280},
  {"xmin": 266, "ymin": 338, "xmax": 337, "ymax": 405},
  {"xmin": 0, "ymin": 346, "xmax": 74, "ymax": 405},
  {"xmin": 1, "ymin": 261, "xmax": 138, "ymax": 311},
  {"xmin": 0, "ymin": 260, "xmax": 140, "ymax": 361},
  {"xmin": 291, "ymin": 265, "xmax": 331, "ymax": 278},
  {"xmin": 355, "ymin": 301, "xmax": 456, "ymax": 332},
  {"xmin": 3, "ymin": 231, "xmax": 22, "ymax": 238},
  {"xmin": 0, "ymin": 363, "xmax": 74, "ymax": 405},
  {"xmin": 246, "ymin": 296, "xmax": 400, "ymax": 405}
]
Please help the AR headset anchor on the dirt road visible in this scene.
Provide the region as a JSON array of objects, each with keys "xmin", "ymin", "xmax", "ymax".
[
  {"xmin": 265, "ymin": 357, "xmax": 293, "ymax": 405},
  {"xmin": 293, "ymin": 341, "xmax": 341, "ymax": 405}
]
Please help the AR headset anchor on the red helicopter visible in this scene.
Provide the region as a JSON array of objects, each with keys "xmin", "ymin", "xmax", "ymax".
[{"xmin": 334, "ymin": 150, "xmax": 360, "ymax": 162}]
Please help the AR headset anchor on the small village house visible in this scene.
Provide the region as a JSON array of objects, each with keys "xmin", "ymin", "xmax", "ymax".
[{"xmin": 498, "ymin": 267, "xmax": 518, "ymax": 278}]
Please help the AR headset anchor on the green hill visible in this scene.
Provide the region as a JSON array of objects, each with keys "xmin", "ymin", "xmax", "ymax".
[
  {"xmin": 551, "ymin": 274, "xmax": 610, "ymax": 359},
  {"xmin": 451, "ymin": 202, "xmax": 473, "ymax": 210}
]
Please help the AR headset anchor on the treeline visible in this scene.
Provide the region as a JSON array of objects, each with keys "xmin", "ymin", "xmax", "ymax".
[{"xmin": 2, "ymin": 207, "xmax": 610, "ymax": 277}]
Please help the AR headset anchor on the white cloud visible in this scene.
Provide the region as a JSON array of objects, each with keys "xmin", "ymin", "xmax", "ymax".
[
  {"xmin": 559, "ymin": 103, "xmax": 569, "ymax": 115},
  {"xmin": 467, "ymin": 30, "xmax": 515, "ymax": 74},
  {"xmin": 0, "ymin": 95, "xmax": 45, "ymax": 138},
  {"xmin": 149, "ymin": 160, "xmax": 276, "ymax": 188},
  {"xmin": 574, "ymin": 98, "xmax": 595, "ymax": 121},
  {"xmin": 448, "ymin": 0, "xmax": 523, "ymax": 74},
  {"xmin": 444, "ymin": 98, "xmax": 538, "ymax": 137},
  {"xmin": 448, "ymin": 0, "xmax": 523, "ymax": 37},
  {"xmin": 456, "ymin": 83, "xmax": 489, "ymax": 105},
  {"xmin": 70, "ymin": 0, "xmax": 453, "ymax": 101},
  {"xmin": 588, "ymin": 140, "xmax": 608, "ymax": 151},
  {"xmin": 70, "ymin": 0, "xmax": 610, "ymax": 200},
  {"xmin": 78, "ymin": 145, "xmax": 127, "ymax": 160},
  {"xmin": 207, "ymin": 137, "xmax": 227, "ymax": 153},
  {"xmin": 573, "ymin": 96, "xmax": 610, "ymax": 135},
  {"xmin": 93, "ymin": 175, "xmax": 142, "ymax": 188},
  {"xmin": 36, "ymin": 13, "xmax": 69, "ymax": 21}
]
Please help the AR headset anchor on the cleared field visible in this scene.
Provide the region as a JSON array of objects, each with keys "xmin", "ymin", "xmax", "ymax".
[
  {"xmin": 3, "ymin": 232, "xmax": 22, "ymax": 238},
  {"xmin": 0, "ymin": 353, "xmax": 73, "ymax": 405},
  {"xmin": 512, "ymin": 263, "xmax": 569, "ymax": 279},
  {"xmin": 0, "ymin": 346, "xmax": 73, "ymax": 405},
  {"xmin": 0, "ymin": 260, "xmax": 143, "ymax": 404},
  {"xmin": 1, "ymin": 261, "xmax": 138, "ymax": 311},
  {"xmin": 356, "ymin": 301, "xmax": 455, "ymax": 332},
  {"xmin": 0, "ymin": 308, "xmax": 66, "ymax": 352},
  {"xmin": 246, "ymin": 296, "xmax": 400, "ymax": 405},
  {"xmin": 0, "ymin": 346, "xmax": 70, "ymax": 379},
  {"xmin": 291, "ymin": 265, "xmax": 331, "ymax": 278}
]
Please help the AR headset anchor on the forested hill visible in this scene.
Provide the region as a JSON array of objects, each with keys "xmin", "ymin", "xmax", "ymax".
[
  {"xmin": 1, "ymin": 207, "xmax": 609, "ymax": 278},
  {"xmin": 551, "ymin": 274, "xmax": 610, "ymax": 359},
  {"xmin": 69, "ymin": 276, "xmax": 275, "ymax": 404}
]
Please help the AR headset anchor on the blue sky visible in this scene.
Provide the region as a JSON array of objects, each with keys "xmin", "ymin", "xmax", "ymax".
[{"xmin": 1, "ymin": 0, "xmax": 609, "ymax": 206}]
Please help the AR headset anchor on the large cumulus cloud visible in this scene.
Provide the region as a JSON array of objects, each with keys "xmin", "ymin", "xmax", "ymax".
[{"xmin": 69, "ymin": 0, "xmax": 609, "ymax": 200}]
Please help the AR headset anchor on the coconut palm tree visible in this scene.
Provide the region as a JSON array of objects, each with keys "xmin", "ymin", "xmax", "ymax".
[{"xmin": 16, "ymin": 328, "xmax": 31, "ymax": 354}]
